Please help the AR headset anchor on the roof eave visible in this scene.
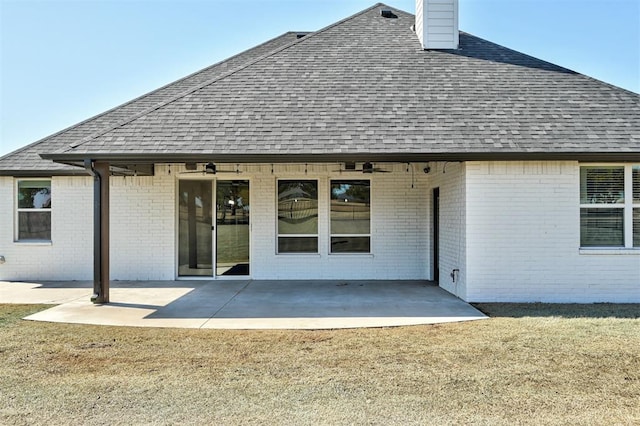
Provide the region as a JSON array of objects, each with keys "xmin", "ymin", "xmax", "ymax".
[
  {"xmin": 39, "ymin": 151, "xmax": 640, "ymax": 165},
  {"xmin": 0, "ymin": 168, "xmax": 91, "ymax": 177}
]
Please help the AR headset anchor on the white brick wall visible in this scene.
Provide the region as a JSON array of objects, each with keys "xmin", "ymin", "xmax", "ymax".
[
  {"xmin": 250, "ymin": 163, "xmax": 429, "ymax": 280},
  {"xmin": 1, "ymin": 163, "xmax": 431, "ymax": 282},
  {"xmin": 425, "ymin": 162, "xmax": 467, "ymax": 299},
  {"xmin": 110, "ymin": 169, "xmax": 175, "ymax": 280},
  {"xmin": 466, "ymin": 161, "xmax": 640, "ymax": 303},
  {"xmin": 0, "ymin": 176, "xmax": 93, "ymax": 280},
  {"xmin": 0, "ymin": 172, "xmax": 176, "ymax": 281},
  {"xmin": 4, "ymin": 160, "xmax": 635, "ymax": 303}
]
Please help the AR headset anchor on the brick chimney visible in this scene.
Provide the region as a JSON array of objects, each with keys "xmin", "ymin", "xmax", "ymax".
[{"xmin": 415, "ymin": 0, "xmax": 459, "ymax": 49}]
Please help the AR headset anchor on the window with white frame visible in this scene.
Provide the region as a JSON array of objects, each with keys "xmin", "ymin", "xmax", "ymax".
[
  {"xmin": 580, "ymin": 165, "xmax": 639, "ymax": 248},
  {"xmin": 16, "ymin": 179, "xmax": 52, "ymax": 241},
  {"xmin": 633, "ymin": 166, "xmax": 640, "ymax": 247},
  {"xmin": 277, "ymin": 180, "xmax": 318, "ymax": 253},
  {"xmin": 330, "ymin": 180, "xmax": 370, "ymax": 253}
]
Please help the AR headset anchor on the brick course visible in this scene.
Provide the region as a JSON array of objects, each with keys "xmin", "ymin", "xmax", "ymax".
[{"xmin": 2, "ymin": 161, "xmax": 638, "ymax": 303}]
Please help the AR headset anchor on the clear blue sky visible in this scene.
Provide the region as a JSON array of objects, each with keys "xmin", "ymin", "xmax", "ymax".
[{"xmin": 1, "ymin": 0, "xmax": 638, "ymax": 157}]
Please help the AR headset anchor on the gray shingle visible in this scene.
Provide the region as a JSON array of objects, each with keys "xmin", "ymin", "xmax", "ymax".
[
  {"xmin": 2, "ymin": 3, "xmax": 639, "ymax": 173},
  {"xmin": 0, "ymin": 31, "xmax": 305, "ymax": 174}
]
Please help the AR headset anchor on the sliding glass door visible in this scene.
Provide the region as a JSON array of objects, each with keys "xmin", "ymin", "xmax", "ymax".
[
  {"xmin": 215, "ymin": 180, "xmax": 250, "ymax": 276},
  {"xmin": 178, "ymin": 179, "xmax": 250, "ymax": 277},
  {"xmin": 178, "ymin": 180, "xmax": 213, "ymax": 276}
]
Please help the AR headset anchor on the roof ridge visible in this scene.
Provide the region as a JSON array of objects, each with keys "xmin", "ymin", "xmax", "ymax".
[{"xmin": 64, "ymin": 3, "xmax": 390, "ymax": 153}]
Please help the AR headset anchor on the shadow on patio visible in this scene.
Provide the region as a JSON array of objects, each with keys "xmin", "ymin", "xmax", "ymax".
[{"xmin": 1, "ymin": 280, "xmax": 487, "ymax": 329}]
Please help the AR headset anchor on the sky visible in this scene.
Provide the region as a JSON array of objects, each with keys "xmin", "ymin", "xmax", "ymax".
[{"xmin": 1, "ymin": 0, "xmax": 638, "ymax": 157}]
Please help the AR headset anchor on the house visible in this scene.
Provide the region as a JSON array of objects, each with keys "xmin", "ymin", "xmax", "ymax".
[{"xmin": 1, "ymin": 1, "xmax": 638, "ymax": 303}]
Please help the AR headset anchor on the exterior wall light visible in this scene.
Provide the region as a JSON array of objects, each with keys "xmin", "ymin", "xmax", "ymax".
[{"xmin": 205, "ymin": 162, "xmax": 217, "ymax": 174}]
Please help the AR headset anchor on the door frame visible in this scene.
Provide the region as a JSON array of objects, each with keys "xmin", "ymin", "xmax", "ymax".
[
  {"xmin": 432, "ymin": 187, "xmax": 440, "ymax": 284},
  {"xmin": 175, "ymin": 176, "xmax": 251, "ymax": 280},
  {"xmin": 214, "ymin": 179, "xmax": 251, "ymax": 279}
]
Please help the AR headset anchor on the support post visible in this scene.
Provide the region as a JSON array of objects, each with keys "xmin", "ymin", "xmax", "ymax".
[{"xmin": 85, "ymin": 160, "xmax": 110, "ymax": 303}]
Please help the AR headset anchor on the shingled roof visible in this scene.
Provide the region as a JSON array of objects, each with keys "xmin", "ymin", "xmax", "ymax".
[
  {"xmin": 0, "ymin": 31, "xmax": 306, "ymax": 175},
  {"xmin": 2, "ymin": 3, "xmax": 639, "ymax": 175}
]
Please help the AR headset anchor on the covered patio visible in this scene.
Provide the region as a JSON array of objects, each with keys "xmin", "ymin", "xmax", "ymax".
[{"xmin": 1, "ymin": 280, "xmax": 486, "ymax": 329}]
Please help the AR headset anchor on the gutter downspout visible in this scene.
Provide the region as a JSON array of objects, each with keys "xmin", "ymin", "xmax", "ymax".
[{"xmin": 84, "ymin": 159, "xmax": 110, "ymax": 303}]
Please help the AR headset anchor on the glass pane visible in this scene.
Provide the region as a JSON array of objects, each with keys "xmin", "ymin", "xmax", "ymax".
[
  {"xmin": 331, "ymin": 180, "xmax": 370, "ymax": 234},
  {"xmin": 580, "ymin": 208, "xmax": 624, "ymax": 247},
  {"xmin": 18, "ymin": 180, "xmax": 51, "ymax": 208},
  {"xmin": 278, "ymin": 180, "xmax": 318, "ymax": 235},
  {"xmin": 331, "ymin": 237, "xmax": 370, "ymax": 253},
  {"xmin": 216, "ymin": 180, "xmax": 250, "ymax": 276},
  {"xmin": 633, "ymin": 166, "xmax": 640, "ymax": 203},
  {"xmin": 18, "ymin": 211, "xmax": 51, "ymax": 240},
  {"xmin": 178, "ymin": 180, "xmax": 213, "ymax": 276},
  {"xmin": 580, "ymin": 166, "xmax": 624, "ymax": 204},
  {"xmin": 634, "ymin": 209, "xmax": 640, "ymax": 247},
  {"xmin": 278, "ymin": 237, "xmax": 318, "ymax": 253}
]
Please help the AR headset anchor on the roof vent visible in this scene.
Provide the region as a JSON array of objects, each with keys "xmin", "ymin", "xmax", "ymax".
[{"xmin": 380, "ymin": 9, "xmax": 397, "ymax": 18}]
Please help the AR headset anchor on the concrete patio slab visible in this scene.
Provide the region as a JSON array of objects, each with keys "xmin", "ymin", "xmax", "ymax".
[
  {"xmin": 0, "ymin": 281, "xmax": 91, "ymax": 304},
  {"xmin": 1, "ymin": 280, "xmax": 487, "ymax": 329}
]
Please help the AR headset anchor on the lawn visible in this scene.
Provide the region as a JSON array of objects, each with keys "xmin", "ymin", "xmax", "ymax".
[{"xmin": 1, "ymin": 303, "xmax": 638, "ymax": 425}]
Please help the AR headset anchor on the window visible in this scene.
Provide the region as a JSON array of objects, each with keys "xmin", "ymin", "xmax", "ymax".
[
  {"xmin": 16, "ymin": 179, "xmax": 51, "ymax": 241},
  {"xmin": 634, "ymin": 166, "xmax": 640, "ymax": 247},
  {"xmin": 580, "ymin": 165, "xmax": 639, "ymax": 248},
  {"xmin": 277, "ymin": 180, "xmax": 318, "ymax": 253},
  {"xmin": 330, "ymin": 180, "xmax": 370, "ymax": 253}
]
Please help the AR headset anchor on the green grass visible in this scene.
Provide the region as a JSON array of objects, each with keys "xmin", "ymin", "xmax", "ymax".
[
  {"xmin": 0, "ymin": 304, "xmax": 49, "ymax": 327},
  {"xmin": 1, "ymin": 303, "xmax": 638, "ymax": 425}
]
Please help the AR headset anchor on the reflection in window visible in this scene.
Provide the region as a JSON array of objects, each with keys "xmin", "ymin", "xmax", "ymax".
[
  {"xmin": 580, "ymin": 208, "xmax": 624, "ymax": 247},
  {"xmin": 330, "ymin": 180, "xmax": 370, "ymax": 253},
  {"xmin": 277, "ymin": 180, "xmax": 318, "ymax": 253},
  {"xmin": 216, "ymin": 180, "xmax": 250, "ymax": 276},
  {"xmin": 579, "ymin": 165, "xmax": 640, "ymax": 248},
  {"xmin": 16, "ymin": 179, "xmax": 52, "ymax": 241},
  {"xmin": 178, "ymin": 180, "xmax": 213, "ymax": 276},
  {"xmin": 580, "ymin": 166, "xmax": 624, "ymax": 204}
]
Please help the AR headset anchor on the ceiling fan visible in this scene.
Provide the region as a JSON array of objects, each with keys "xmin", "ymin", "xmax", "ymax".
[
  {"xmin": 335, "ymin": 162, "xmax": 390, "ymax": 173},
  {"xmin": 179, "ymin": 162, "xmax": 242, "ymax": 175}
]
